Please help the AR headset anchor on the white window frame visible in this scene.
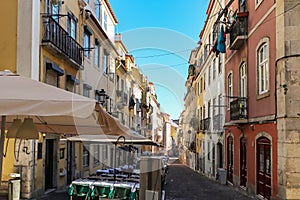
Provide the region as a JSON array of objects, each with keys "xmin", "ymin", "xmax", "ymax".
[
  {"xmin": 95, "ymin": 0, "xmax": 101, "ymax": 22},
  {"xmin": 257, "ymin": 43, "xmax": 269, "ymax": 95},
  {"xmin": 240, "ymin": 62, "xmax": 247, "ymax": 98},
  {"xmin": 94, "ymin": 45, "xmax": 99, "ymax": 68},
  {"xmin": 228, "ymin": 73, "xmax": 233, "ymax": 105},
  {"xmin": 104, "ymin": 12, "xmax": 107, "ymax": 31},
  {"xmin": 103, "ymin": 50, "xmax": 109, "ymax": 74},
  {"xmin": 255, "ymin": 0, "xmax": 264, "ymax": 9},
  {"xmin": 83, "ymin": 31, "xmax": 90, "ymax": 58}
]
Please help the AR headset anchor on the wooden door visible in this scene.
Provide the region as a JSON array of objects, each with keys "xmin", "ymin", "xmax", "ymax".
[
  {"xmin": 257, "ymin": 137, "xmax": 271, "ymax": 199},
  {"xmin": 240, "ymin": 137, "xmax": 247, "ymax": 188},
  {"xmin": 227, "ymin": 136, "xmax": 234, "ymax": 183}
]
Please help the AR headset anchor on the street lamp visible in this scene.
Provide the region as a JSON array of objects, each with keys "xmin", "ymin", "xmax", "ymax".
[{"xmin": 96, "ymin": 89, "xmax": 108, "ymax": 105}]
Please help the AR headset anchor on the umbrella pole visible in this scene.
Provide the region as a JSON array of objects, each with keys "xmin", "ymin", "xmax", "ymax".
[{"xmin": 0, "ymin": 116, "xmax": 6, "ymax": 184}]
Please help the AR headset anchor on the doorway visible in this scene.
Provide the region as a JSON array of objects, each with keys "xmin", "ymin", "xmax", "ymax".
[
  {"xmin": 240, "ymin": 137, "xmax": 247, "ymax": 188},
  {"xmin": 227, "ymin": 136, "xmax": 234, "ymax": 184},
  {"xmin": 217, "ymin": 142, "xmax": 223, "ymax": 168},
  {"xmin": 257, "ymin": 137, "xmax": 271, "ymax": 199},
  {"xmin": 45, "ymin": 139, "xmax": 55, "ymax": 190},
  {"xmin": 67, "ymin": 141, "xmax": 76, "ymax": 184}
]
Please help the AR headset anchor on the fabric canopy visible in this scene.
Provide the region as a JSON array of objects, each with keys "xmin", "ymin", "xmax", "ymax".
[{"xmin": 66, "ymin": 134, "xmax": 161, "ymax": 146}]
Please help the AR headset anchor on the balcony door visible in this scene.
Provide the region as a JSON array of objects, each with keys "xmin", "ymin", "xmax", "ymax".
[
  {"xmin": 240, "ymin": 62, "xmax": 247, "ymax": 98},
  {"xmin": 257, "ymin": 137, "xmax": 271, "ymax": 199},
  {"xmin": 240, "ymin": 137, "xmax": 247, "ymax": 188},
  {"xmin": 227, "ymin": 136, "xmax": 234, "ymax": 184}
]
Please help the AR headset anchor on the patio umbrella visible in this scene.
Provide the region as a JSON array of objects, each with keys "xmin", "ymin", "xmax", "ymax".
[{"xmin": 0, "ymin": 70, "xmax": 101, "ymax": 183}]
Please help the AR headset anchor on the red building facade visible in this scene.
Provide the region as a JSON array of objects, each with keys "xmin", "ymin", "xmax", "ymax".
[{"xmin": 224, "ymin": 0, "xmax": 277, "ymax": 199}]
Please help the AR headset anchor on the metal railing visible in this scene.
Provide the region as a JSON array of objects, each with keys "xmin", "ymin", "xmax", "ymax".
[
  {"xmin": 42, "ymin": 16, "xmax": 83, "ymax": 66},
  {"xmin": 229, "ymin": 15, "xmax": 248, "ymax": 49},
  {"xmin": 230, "ymin": 97, "xmax": 248, "ymax": 120}
]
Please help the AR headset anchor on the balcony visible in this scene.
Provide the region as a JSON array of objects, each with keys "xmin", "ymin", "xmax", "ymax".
[
  {"xmin": 200, "ymin": 118, "xmax": 211, "ymax": 131},
  {"xmin": 213, "ymin": 114, "xmax": 223, "ymax": 131},
  {"xmin": 229, "ymin": 12, "xmax": 248, "ymax": 50},
  {"xmin": 42, "ymin": 16, "xmax": 83, "ymax": 69},
  {"xmin": 230, "ymin": 98, "xmax": 248, "ymax": 120}
]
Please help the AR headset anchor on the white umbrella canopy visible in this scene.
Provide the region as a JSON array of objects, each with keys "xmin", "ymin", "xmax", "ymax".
[
  {"xmin": 0, "ymin": 70, "xmax": 101, "ymax": 183},
  {"xmin": 0, "ymin": 71, "xmax": 95, "ymax": 118}
]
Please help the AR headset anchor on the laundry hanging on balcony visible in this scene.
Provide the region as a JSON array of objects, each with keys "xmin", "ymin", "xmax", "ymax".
[{"xmin": 216, "ymin": 25, "xmax": 226, "ymax": 53}]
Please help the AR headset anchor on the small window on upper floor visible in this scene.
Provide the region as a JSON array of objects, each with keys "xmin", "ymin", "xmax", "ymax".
[
  {"xmin": 239, "ymin": 0, "xmax": 247, "ymax": 12},
  {"xmin": 104, "ymin": 12, "xmax": 108, "ymax": 31},
  {"xmin": 95, "ymin": 0, "xmax": 101, "ymax": 23},
  {"xmin": 255, "ymin": 0, "xmax": 264, "ymax": 9}
]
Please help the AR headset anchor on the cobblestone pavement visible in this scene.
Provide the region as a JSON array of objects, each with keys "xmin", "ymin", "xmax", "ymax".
[
  {"xmin": 12, "ymin": 158, "xmax": 258, "ymax": 200},
  {"xmin": 165, "ymin": 158, "xmax": 257, "ymax": 200}
]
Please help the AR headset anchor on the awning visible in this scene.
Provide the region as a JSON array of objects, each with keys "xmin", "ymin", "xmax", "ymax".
[{"xmin": 66, "ymin": 134, "xmax": 161, "ymax": 146}]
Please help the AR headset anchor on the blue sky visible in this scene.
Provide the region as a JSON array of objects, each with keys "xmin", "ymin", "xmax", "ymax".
[{"xmin": 109, "ymin": 0, "xmax": 209, "ymax": 119}]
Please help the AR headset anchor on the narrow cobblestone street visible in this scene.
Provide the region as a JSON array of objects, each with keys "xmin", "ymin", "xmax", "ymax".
[
  {"xmin": 37, "ymin": 158, "xmax": 258, "ymax": 200},
  {"xmin": 165, "ymin": 158, "xmax": 256, "ymax": 200}
]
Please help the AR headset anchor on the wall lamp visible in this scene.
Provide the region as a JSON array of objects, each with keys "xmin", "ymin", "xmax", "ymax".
[{"xmin": 95, "ymin": 89, "xmax": 109, "ymax": 105}]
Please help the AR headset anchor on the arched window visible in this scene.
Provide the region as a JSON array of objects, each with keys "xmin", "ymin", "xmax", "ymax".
[
  {"xmin": 240, "ymin": 62, "xmax": 247, "ymax": 98},
  {"xmin": 257, "ymin": 43, "xmax": 269, "ymax": 95},
  {"xmin": 228, "ymin": 73, "xmax": 233, "ymax": 104}
]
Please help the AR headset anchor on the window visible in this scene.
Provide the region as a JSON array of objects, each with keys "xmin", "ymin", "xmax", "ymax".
[
  {"xmin": 218, "ymin": 55, "xmax": 222, "ymax": 74},
  {"xmin": 52, "ymin": 3, "xmax": 60, "ymax": 22},
  {"xmin": 213, "ymin": 98, "xmax": 216, "ymax": 116},
  {"xmin": 83, "ymin": 145, "xmax": 89, "ymax": 167},
  {"xmin": 203, "ymin": 73, "xmax": 206, "ymax": 90},
  {"xmin": 94, "ymin": 45, "xmax": 99, "ymax": 68},
  {"xmin": 256, "ymin": 0, "xmax": 263, "ymax": 8},
  {"xmin": 213, "ymin": 58, "xmax": 216, "ymax": 80},
  {"xmin": 93, "ymin": 145, "xmax": 100, "ymax": 165},
  {"xmin": 45, "ymin": 63, "xmax": 64, "ymax": 87},
  {"xmin": 83, "ymin": 31, "xmax": 91, "ymax": 58},
  {"xmin": 67, "ymin": 13, "xmax": 77, "ymax": 39},
  {"xmin": 103, "ymin": 50, "xmax": 109, "ymax": 74},
  {"xmin": 240, "ymin": 62, "xmax": 247, "ymax": 97},
  {"xmin": 104, "ymin": 12, "xmax": 107, "ymax": 31},
  {"xmin": 208, "ymin": 100, "xmax": 211, "ymax": 119},
  {"xmin": 95, "ymin": 0, "xmax": 101, "ymax": 22},
  {"xmin": 83, "ymin": 83, "xmax": 92, "ymax": 97},
  {"xmin": 200, "ymin": 78, "xmax": 203, "ymax": 93},
  {"xmin": 257, "ymin": 43, "xmax": 269, "ymax": 95},
  {"xmin": 208, "ymin": 66, "xmax": 211, "ymax": 85},
  {"xmin": 228, "ymin": 73, "xmax": 233, "ymax": 104},
  {"xmin": 239, "ymin": 0, "xmax": 247, "ymax": 12}
]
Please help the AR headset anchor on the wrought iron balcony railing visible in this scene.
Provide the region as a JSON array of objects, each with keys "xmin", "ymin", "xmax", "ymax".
[
  {"xmin": 42, "ymin": 16, "xmax": 83, "ymax": 68},
  {"xmin": 229, "ymin": 13, "xmax": 248, "ymax": 50},
  {"xmin": 213, "ymin": 114, "xmax": 223, "ymax": 131},
  {"xmin": 200, "ymin": 118, "xmax": 211, "ymax": 131},
  {"xmin": 230, "ymin": 97, "xmax": 248, "ymax": 120}
]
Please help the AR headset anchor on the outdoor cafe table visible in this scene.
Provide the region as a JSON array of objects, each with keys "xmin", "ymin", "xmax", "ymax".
[{"xmin": 68, "ymin": 179, "xmax": 139, "ymax": 199}]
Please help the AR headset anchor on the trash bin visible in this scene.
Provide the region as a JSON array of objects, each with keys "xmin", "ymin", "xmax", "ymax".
[
  {"xmin": 8, "ymin": 173, "xmax": 20, "ymax": 200},
  {"xmin": 217, "ymin": 168, "xmax": 227, "ymax": 185}
]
